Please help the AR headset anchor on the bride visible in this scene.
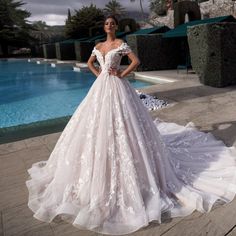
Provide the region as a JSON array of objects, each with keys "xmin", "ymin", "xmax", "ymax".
[{"xmin": 26, "ymin": 15, "xmax": 236, "ymax": 235}]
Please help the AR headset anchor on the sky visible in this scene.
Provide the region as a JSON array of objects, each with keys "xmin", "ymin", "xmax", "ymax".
[{"xmin": 21, "ymin": 0, "xmax": 150, "ymax": 26}]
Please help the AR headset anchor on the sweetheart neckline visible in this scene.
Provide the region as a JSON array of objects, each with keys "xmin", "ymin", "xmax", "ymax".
[{"xmin": 94, "ymin": 42, "xmax": 125, "ymax": 58}]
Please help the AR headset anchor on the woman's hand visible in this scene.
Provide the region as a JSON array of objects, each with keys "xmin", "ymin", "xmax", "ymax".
[
  {"xmin": 108, "ymin": 67, "xmax": 123, "ymax": 78},
  {"xmin": 108, "ymin": 52, "xmax": 140, "ymax": 79},
  {"xmin": 96, "ymin": 67, "xmax": 102, "ymax": 77}
]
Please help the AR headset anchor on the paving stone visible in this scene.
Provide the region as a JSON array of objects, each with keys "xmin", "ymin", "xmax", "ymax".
[
  {"xmin": 50, "ymin": 215, "xmax": 183, "ymax": 236},
  {"xmin": 19, "ymin": 224, "xmax": 54, "ymax": 236},
  {"xmin": 51, "ymin": 221, "xmax": 97, "ymax": 236},
  {"xmin": 99, "ymin": 217, "xmax": 183, "ymax": 236},
  {"xmin": 0, "ymin": 152, "xmax": 26, "ymax": 176},
  {"xmin": 0, "ymin": 212, "xmax": 3, "ymax": 236},
  {"xmin": 0, "ymin": 171, "xmax": 28, "ymax": 192},
  {"xmin": 0, "ymin": 186, "xmax": 28, "ymax": 211},
  {"xmin": 63, "ymin": 231, "xmax": 97, "ymax": 236},
  {"xmin": 24, "ymin": 136, "xmax": 45, "ymax": 148},
  {"xmin": 24, "ymin": 154, "xmax": 49, "ymax": 170},
  {"xmin": 24, "ymin": 132, "xmax": 61, "ymax": 149},
  {"xmin": 2, "ymin": 204, "xmax": 53, "ymax": 236},
  {"xmin": 12, "ymin": 145, "xmax": 50, "ymax": 170},
  {"xmin": 45, "ymin": 142, "xmax": 57, "ymax": 152},
  {"xmin": 0, "ymin": 140, "xmax": 27, "ymax": 156},
  {"xmin": 3, "ymin": 147, "xmax": 31, "ymax": 161},
  {"xmin": 22, "ymin": 145, "xmax": 49, "ymax": 168},
  {"xmin": 28, "ymin": 144, "xmax": 51, "ymax": 157},
  {"xmin": 41, "ymin": 132, "xmax": 61, "ymax": 145},
  {"xmin": 226, "ymin": 226, "xmax": 236, "ymax": 236},
  {"xmin": 162, "ymin": 199, "xmax": 236, "ymax": 236}
]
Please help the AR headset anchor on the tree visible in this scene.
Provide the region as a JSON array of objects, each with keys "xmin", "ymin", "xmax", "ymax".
[
  {"xmin": 103, "ymin": 0, "xmax": 126, "ymax": 19},
  {"xmin": 65, "ymin": 4, "xmax": 105, "ymax": 39},
  {"xmin": 130, "ymin": 0, "xmax": 146, "ymax": 21},
  {"xmin": 150, "ymin": 0, "xmax": 167, "ymax": 16},
  {"xmin": 30, "ymin": 21, "xmax": 56, "ymax": 44},
  {"xmin": 67, "ymin": 8, "xmax": 72, "ymax": 23},
  {"xmin": 232, "ymin": 0, "xmax": 236, "ymax": 15},
  {"xmin": 130, "ymin": 0, "xmax": 157, "ymax": 26},
  {"xmin": 0, "ymin": 0, "xmax": 32, "ymax": 55}
]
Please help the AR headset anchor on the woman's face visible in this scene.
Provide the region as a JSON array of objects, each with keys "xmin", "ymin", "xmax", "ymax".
[{"xmin": 104, "ymin": 18, "xmax": 117, "ymax": 34}]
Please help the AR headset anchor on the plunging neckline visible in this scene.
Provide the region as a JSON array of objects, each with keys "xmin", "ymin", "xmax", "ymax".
[{"xmin": 94, "ymin": 42, "xmax": 125, "ymax": 62}]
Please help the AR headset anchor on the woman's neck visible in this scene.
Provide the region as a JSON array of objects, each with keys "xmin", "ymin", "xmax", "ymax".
[{"xmin": 106, "ymin": 33, "xmax": 116, "ymax": 43}]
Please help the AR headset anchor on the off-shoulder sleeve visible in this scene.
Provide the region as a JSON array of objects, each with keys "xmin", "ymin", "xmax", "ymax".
[
  {"xmin": 91, "ymin": 47, "xmax": 96, "ymax": 57},
  {"xmin": 120, "ymin": 42, "xmax": 132, "ymax": 56}
]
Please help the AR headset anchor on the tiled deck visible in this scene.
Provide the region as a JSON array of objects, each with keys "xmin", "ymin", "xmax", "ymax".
[{"xmin": 1, "ymin": 75, "xmax": 236, "ymax": 236}]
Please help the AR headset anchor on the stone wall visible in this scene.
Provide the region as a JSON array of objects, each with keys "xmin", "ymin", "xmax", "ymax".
[
  {"xmin": 126, "ymin": 34, "xmax": 182, "ymax": 71},
  {"xmin": 74, "ymin": 41, "xmax": 95, "ymax": 62},
  {"xmin": 55, "ymin": 42, "xmax": 76, "ymax": 60},
  {"xmin": 43, "ymin": 44, "xmax": 56, "ymax": 59},
  {"xmin": 119, "ymin": 18, "xmax": 138, "ymax": 33},
  {"xmin": 174, "ymin": 1, "xmax": 201, "ymax": 27},
  {"xmin": 30, "ymin": 45, "xmax": 43, "ymax": 57},
  {"xmin": 188, "ymin": 22, "xmax": 236, "ymax": 87}
]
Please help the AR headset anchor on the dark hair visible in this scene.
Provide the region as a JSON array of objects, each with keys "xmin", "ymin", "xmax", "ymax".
[{"xmin": 104, "ymin": 15, "xmax": 119, "ymax": 25}]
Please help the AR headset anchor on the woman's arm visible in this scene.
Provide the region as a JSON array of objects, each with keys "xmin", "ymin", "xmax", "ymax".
[
  {"xmin": 120, "ymin": 52, "xmax": 140, "ymax": 78},
  {"xmin": 87, "ymin": 55, "xmax": 101, "ymax": 77},
  {"xmin": 109, "ymin": 51, "xmax": 140, "ymax": 78}
]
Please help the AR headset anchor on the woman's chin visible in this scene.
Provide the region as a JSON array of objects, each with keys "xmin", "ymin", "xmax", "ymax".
[{"xmin": 106, "ymin": 30, "xmax": 115, "ymax": 33}]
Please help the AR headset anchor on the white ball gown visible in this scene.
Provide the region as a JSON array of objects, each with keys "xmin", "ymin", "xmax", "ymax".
[{"xmin": 26, "ymin": 42, "xmax": 236, "ymax": 235}]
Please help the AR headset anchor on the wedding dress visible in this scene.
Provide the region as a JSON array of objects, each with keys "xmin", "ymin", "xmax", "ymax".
[{"xmin": 26, "ymin": 42, "xmax": 236, "ymax": 235}]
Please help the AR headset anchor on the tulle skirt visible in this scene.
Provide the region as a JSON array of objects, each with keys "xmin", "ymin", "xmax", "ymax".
[{"xmin": 26, "ymin": 72, "xmax": 236, "ymax": 235}]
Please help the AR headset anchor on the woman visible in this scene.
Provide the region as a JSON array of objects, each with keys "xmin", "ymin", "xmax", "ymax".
[
  {"xmin": 26, "ymin": 15, "xmax": 236, "ymax": 235},
  {"xmin": 87, "ymin": 16, "xmax": 140, "ymax": 79}
]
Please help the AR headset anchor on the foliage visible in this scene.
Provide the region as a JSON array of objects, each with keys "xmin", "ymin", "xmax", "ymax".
[
  {"xmin": 30, "ymin": 21, "xmax": 52, "ymax": 44},
  {"xmin": 103, "ymin": 0, "xmax": 126, "ymax": 19},
  {"xmin": 0, "ymin": 0, "xmax": 32, "ymax": 54},
  {"xmin": 149, "ymin": 0, "xmax": 210, "ymax": 17},
  {"xmin": 130, "ymin": 0, "xmax": 146, "ymax": 20},
  {"xmin": 67, "ymin": 8, "xmax": 72, "ymax": 23},
  {"xmin": 65, "ymin": 4, "xmax": 105, "ymax": 39},
  {"xmin": 119, "ymin": 18, "xmax": 139, "ymax": 32},
  {"xmin": 149, "ymin": 0, "xmax": 167, "ymax": 16},
  {"xmin": 30, "ymin": 21, "xmax": 65, "ymax": 44},
  {"xmin": 130, "ymin": 0, "xmax": 157, "ymax": 26}
]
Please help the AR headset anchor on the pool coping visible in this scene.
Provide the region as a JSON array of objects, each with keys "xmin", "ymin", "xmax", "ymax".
[{"xmin": 0, "ymin": 116, "xmax": 71, "ymax": 144}]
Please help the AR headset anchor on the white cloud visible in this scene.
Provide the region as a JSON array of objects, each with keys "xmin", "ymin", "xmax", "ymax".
[
  {"xmin": 28, "ymin": 14, "xmax": 67, "ymax": 25},
  {"xmin": 22, "ymin": 0, "xmax": 150, "ymax": 25}
]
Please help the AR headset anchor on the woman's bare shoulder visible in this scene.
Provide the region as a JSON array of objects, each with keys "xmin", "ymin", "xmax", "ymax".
[
  {"xmin": 95, "ymin": 39, "xmax": 124, "ymax": 49},
  {"xmin": 115, "ymin": 39, "xmax": 124, "ymax": 46},
  {"xmin": 95, "ymin": 42, "xmax": 104, "ymax": 50}
]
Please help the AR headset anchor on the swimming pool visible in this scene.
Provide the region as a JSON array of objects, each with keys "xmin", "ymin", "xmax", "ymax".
[{"xmin": 0, "ymin": 59, "xmax": 153, "ymax": 133}]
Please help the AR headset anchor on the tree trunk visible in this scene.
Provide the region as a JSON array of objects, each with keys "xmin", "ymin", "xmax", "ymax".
[
  {"xmin": 139, "ymin": 0, "xmax": 145, "ymax": 20},
  {"xmin": 232, "ymin": 1, "xmax": 235, "ymax": 15}
]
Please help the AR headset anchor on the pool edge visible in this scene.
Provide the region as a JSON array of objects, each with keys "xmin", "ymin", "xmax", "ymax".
[{"xmin": 0, "ymin": 116, "xmax": 71, "ymax": 144}]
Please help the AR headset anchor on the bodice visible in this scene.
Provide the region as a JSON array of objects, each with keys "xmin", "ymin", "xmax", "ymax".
[{"xmin": 91, "ymin": 42, "xmax": 132, "ymax": 72}]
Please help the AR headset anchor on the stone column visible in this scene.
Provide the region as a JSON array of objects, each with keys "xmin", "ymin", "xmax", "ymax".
[
  {"xmin": 188, "ymin": 22, "xmax": 236, "ymax": 87},
  {"xmin": 43, "ymin": 44, "xmax": 56, "ymax": 59},
  {"xmin": 127, "ymin": 34, "xmax": 181, "ymax": 71}
]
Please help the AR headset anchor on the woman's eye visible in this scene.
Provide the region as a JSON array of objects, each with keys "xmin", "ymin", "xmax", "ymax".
[{"xmin": 105, "ymin": 21, "xmax": 116, "ymax": 26}]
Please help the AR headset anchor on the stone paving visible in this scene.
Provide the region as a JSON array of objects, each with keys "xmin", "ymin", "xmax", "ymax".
[{"xmin": 1, "ymin": 75, "xmax": 236, "ymax": 236}]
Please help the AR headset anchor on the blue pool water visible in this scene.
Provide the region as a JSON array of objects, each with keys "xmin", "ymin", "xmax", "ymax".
[{"xmin": 0, "ymin": 59, "xmax": 153, "ymax": 128}]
